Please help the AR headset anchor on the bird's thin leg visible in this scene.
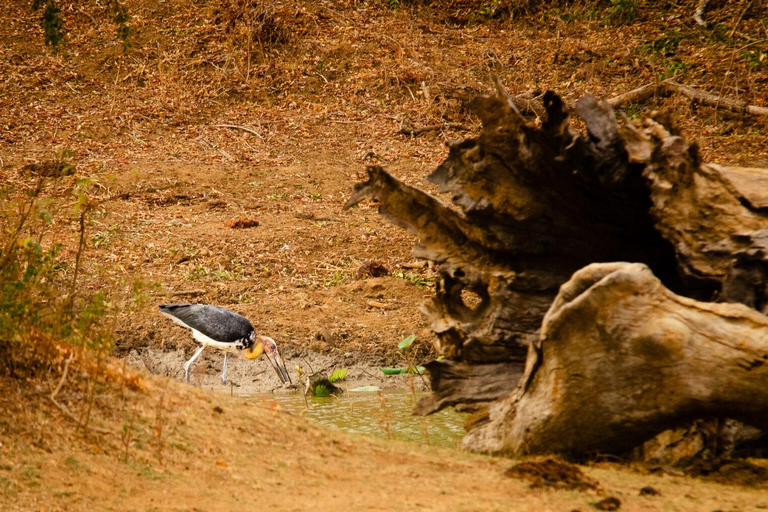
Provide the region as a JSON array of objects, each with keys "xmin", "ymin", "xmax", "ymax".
[
  {"xmin": 184, "ymin": 345, "xmax": 205, "ymax": 383},
  {"xmin": 221, "ymin": 352, "xmax": 229, "ymax": 385}
]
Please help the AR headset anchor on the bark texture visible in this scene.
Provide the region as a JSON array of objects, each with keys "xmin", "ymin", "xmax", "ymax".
[
  {"xmin": 345, "ymin": 84, "xmax": 768, "ymax": 454},
  {"xmin": 465, "ymin": 262, "xmax": 768, "ymax": 456}
]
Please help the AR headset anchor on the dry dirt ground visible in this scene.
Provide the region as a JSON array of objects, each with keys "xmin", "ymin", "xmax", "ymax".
[
  {"xmin": 2, "ymin": 0, "xmax": 768, "ymax": 509},
  {"xmin": 2, "ymin": 373, "xmax": 768, "ymax": 512}
]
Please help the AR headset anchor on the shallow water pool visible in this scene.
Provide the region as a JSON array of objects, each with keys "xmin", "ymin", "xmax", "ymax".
[{"xmin": 247, "ymin": 389, "xmax": 466, "ymax": 448}]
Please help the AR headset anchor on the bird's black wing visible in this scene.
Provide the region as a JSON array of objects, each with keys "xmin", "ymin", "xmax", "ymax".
[{"xmin": 159, "ymin": 303, "xmax": 254, "ymax": 343}]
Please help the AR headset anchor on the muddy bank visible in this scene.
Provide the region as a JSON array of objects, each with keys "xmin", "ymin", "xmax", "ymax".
[{"xmin": 125, "ymin": 346, "xmax": 430, "ymax": 394}]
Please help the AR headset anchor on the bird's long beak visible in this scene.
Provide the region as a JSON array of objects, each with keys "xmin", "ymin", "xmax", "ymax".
[{"xmin": 266, "ymin": 345, "xmax": 292, "ymax": 385}]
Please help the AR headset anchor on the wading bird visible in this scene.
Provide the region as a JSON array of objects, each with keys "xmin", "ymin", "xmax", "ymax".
[{"xmin": 159, "ymin": 303, "xmax": 291, "ymax": 385}]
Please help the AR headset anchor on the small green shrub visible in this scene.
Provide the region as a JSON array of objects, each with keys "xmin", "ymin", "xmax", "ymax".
[
  {"xmin": 0, "ymin": 173, "xmax": 111, "ymax": 376},
  {"xmin": 33, "ymin": 0, "xmax": 65, "ymax": 49},
  {"xmin": 328, "ymin": 368, "xmax": 348, "ymax": 383},
  {"xmin": 30, "ymin": 0, "xmax": 132, "ymax": 51},
  {"xmin": 313, "ymin": 384, "xmax": 331, "ymax": 397},
  {"xmin": 605, "ymin": 0, "xmax": 638, "ymax": 25}
]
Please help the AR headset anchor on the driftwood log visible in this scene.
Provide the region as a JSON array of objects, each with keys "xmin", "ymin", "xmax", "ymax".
[
  {"xmin": 466, "ymin": 262, "xmax": 768, "ymax": 456},
  {"xmin": 345, "ymin": 81, "xmax": 768, "ymax": 455}
]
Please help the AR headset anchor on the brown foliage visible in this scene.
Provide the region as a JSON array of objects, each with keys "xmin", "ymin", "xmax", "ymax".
[
  {"xmin": 505, "ymin": 459, "xmax": 599, "ymax": 491},
  {"xmin": 227, "ymin": 216, "xmax": 260, "ymax": 229}
]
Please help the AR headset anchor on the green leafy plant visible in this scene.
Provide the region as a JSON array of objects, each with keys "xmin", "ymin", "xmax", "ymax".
[
  {"xmin": 381, "ymin": 334, "xmax": 428, "ymax": 382},
  {"xmin": 623, "ymin": 102, "xmax": 642, "ymax": 120},
  {"xmin": 30, "ymin": 0, "xmax": 131, "ymax": 51},
  {"xmin": 295, "ymin": 366, "xmax": 344, "ymax": 397},
  {"xmin": 741, "ymin": 49, "xmax": 767, "ymax": 69},
  {"xmin": 605, "ymin": 0, "xmax": 638, "ymax": 25},
  {"xmin": 0, "ymin": 173, "xmax": 113, "ymax": 375},
  {"xmin": 662, "ymin": 60, "xmax": 686, "ymax": 79},
  {"xmin": 32, "ymin": 0, "xmax": 65, "ymax": 49},
  {"xmin": 313, "ymin": 384, "xmax": 331, "ymax": 397},
  {"xmin": 391, "ymin": 270, "xmax": 435, "ymax": 289},
  {"xmin": 328, "ymin": 368, "xmax": 348, "ymax": 383},
  {"xmin": 398, "ymin": 334, "xmax": 416, "ymax": 350},
  {"xmin": 652, "ymin": 29, "xmax": 681, "ymax": 57},
  {"xmin": 108, "ymin": 0, "xmax": 132, "ymax": 48},
  {"xmin": 349, "ymin": 385, "xmax": 380, "ymax": 392}
]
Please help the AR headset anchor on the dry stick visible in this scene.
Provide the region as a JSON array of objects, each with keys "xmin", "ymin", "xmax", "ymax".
[
  {"xmin": 729, "ymin": 0, "xmax": 754, "ymax": 39},
  {"xmin": 694, "ymin": 0, "xmax": 710, "ymax": 26},
  {"xmin": 606, "ymin": 82, "xmax": 663, "ymax": 108},
  {"xmin": 421, "ymin": 81, "xmax": 431, "ymax": 103},
  {"xmin": 76, "ymin": 7, "xmax": 98, "ymax": 25},
  {"xmin": 121, "ymin": 406, "xmax": 137, "ymax": 462},
  {"xmin": 0, "ymin": 178, "xmax": 44, "ymax": 270},
  {"xmin": 493, "ymin": 74, "xmax": 523, "ymax": 117},
  {"xmin": 607, "ymin": 80, "xmax": 768, "ymax": 117},
  {"xmin": 69, "ymin": 207, "xmax": 87, "ymax": 317},
  {"xmin": 171, "ymin": 288, "xmax": 207, "ymax": 297},
  {"xmin": 50, "ymin": 366, "xmax": 110, "ymax": 434},
  {"xmin": 399, "ymin": 123, "xmax": 471, "ymax": 136},
  {"xmin": 714, "ymin": 40, "xmax": 767, "ymax": 117},
  {"xmin": 666, "ymin": 80, "xmax": 768, "ymax": 116},
  {"xmin": 80, "ymin": 354, "xmax": 103, "ymax": 434},
  {"xmin": 51, "ymin": 353, "xmax": 74, "ymax": 402},
  {"xmin": 211, "ymin": 124, "xmax": 264, "ymax": 139},
  {"xmin": 512, "ymin": 95, "xmax": 546, "ymax": 117},
  {"xmin": 154, "ymin": 386, "xmax": 166, "ymax": 464}
]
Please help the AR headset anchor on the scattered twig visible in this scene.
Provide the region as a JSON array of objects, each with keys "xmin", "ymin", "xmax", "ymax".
[
  {"xmin": 729, "ymin": 0, "xmax": 754, "ymax": 39},
  {"xmin": 80, "ymin": 355, "xmax": 104, "ymax": 434},
  {"xmin": 511, "ymin": 94, "xmax": 546, "ymax": 117},
  {"xmin": 421, "ymin": 81, "xmax": 431, "ymax": 103},
  {"xmin": 0, "ymin": 178, "xmax": 44, "ymax": 270},
  {"xmin": 607, "ymin": 80, "xmax": 768, "ymax": 118},
  {"xmin": 694, "ymin": 0, "xmax": 710, "ymax": 26},
  {"xmin": 69, "ymin": 205, "xmax": 88, "ymax": 318},
  {"xmin": 171, "ymin": 289, "xmax": 208, "ymax": 297},
  {"xmin": 76, "ymin": 7, "xmax": 98, "ymax": 25},
  {"xmin": 211, "ymin": 124, "xmax": 264, "ymax": 139},
  {"xmin": 399, "ymin": 123, "xmax": 471, "ymax": 136},
  {"xmin": 714, "ymin": 40, "xmax": 767, "ymax": 117},
  {"xmin": 606, "ymin": 82, "xmax": 663, "ymax": 108},
  {"xmin": 50, "ymin": 365, "xmax": 111, "ymax": 438},
  {"xmin": 493, "ymin": 74, "xmax": 522, "ymax": 117},
  {"xmin": 50, "ymin": 353, "xmax": 74, "ymax": 402},
  {"xmin": 154, "ymin": 387, "xmax": 166, "ymax": 463},
  {"xmin": 669, "ymin": 81, "xmax": 768, "ymax": 117}
]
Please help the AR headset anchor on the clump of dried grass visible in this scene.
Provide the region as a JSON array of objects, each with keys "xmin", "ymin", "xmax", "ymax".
[{"xmin": 213, "ymin": 0, "xmax": 292, "ymax": 46}]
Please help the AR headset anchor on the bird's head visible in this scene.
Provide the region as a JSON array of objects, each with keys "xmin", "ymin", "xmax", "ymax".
[{"xmin": 243, "ymin": 335, "xmax": 291, "ymax": 385}]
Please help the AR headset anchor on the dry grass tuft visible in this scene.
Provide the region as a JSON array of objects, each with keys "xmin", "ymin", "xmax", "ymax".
[
  {"xmin": 213, "ymin": 0, "xmax": 292, "ymax": 46},
  {"xmin": 226, "ymin": 216, "xmax": 260, "ymax": 229}
]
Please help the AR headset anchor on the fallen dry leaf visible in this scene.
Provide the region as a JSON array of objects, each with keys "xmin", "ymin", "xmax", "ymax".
[{"xmin": 227, "ymin": 217, "xmax": 260, "ymax": 229}]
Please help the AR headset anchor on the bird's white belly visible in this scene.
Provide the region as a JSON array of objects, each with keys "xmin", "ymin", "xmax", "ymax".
[{"xmin": 191, "ymin": 329, "xmax": 240, "ymax": 353}]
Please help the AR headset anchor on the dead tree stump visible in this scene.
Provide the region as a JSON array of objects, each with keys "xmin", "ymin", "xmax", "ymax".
[{"xmin": 466, "ymin": 262, "xmax": 768, "ymax": 456}]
